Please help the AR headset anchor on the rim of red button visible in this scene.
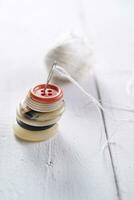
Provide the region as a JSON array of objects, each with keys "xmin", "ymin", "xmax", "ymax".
[{"xmin": 30, "ymin": 84, "xmax": 63, "ymax": 104}]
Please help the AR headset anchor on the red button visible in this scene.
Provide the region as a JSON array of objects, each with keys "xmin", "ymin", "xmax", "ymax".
[{"xmin": 30, "ymin": 84, "xmax": 63, "ymax": 104}]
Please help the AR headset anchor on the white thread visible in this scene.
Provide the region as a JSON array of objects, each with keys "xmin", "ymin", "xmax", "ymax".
[
  {"xmin": 54, "ymin": 65, "xmax": 106, "ymax": 146},
  {"xmin": 55, "ymin": 65, "xmax": 104, "ymax": 111},
  {"xmin": 44, "ymin": 34, "xmax": 134, "ymax": 147},
  {"xmin": 45, "ymin": 33, "xmax": 92, "ymax": 81},
  {"xmin": 102, "ymin": 102, "xmax": 134, "ymax": 112},
  {"xmin": 52, "ymin": 65, "xmax": 134, "ymax": 150}
]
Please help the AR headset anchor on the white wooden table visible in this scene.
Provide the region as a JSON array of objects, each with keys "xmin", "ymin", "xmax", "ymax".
[{"xmin": 0, "ymin": 0, "xmax": 134, "ymax": 199}]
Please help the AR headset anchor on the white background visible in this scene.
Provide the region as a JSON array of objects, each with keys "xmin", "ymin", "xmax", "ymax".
[{"xmin": 0, "ymin": 0, "xmax": 134, "ymax": 200}]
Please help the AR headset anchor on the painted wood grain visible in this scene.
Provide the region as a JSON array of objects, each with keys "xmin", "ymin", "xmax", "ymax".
[
  {"xmin": 82, "ymin": 0, "xmax": 134, "ymax": 199},
  {"xmin": 0, "ymin": 0, "xmax": 118, "ymax": 199},
  {"xmin": 0, "ymin": 67, "xmax": 118, "ymax": 199},
  {"xmin": 97, "ymin": 71, "xmax": 134, "ymax": 200},
  {"xmin": 0, "ymin": 0, "xmax": 134, "ymax": 199}
]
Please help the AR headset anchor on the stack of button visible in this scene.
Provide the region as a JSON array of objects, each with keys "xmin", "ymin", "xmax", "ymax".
[{"xmin": 14, "ymin": 83, "xmax": 65, "ymax": 141}]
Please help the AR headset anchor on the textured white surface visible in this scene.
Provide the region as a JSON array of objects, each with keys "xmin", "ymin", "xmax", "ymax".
[
  {"xmin": 0, "ymin": 0, "xmax": 134, "ymax": 200},
  {"xmin": 97, "ymin": 72, "xmax": 134, "ymax": 200}
]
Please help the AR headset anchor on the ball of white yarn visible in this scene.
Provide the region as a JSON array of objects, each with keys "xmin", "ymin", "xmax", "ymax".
[{"xmin": 45, "ymin": 33, "xmax": 93, "ymax": 81}]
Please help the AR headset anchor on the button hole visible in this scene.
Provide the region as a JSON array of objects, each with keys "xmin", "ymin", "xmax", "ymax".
[{"xmin": 47, "ymin": 89, "xmax": 52, "ymax": 92}]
